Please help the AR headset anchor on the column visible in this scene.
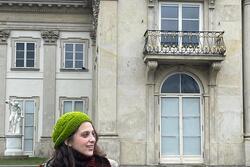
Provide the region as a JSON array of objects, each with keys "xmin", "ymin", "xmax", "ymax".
[
  {"xmin": 243, "ymin": 0, "xmax": 250, "ymax": 166},
  {"xmin": 96, "ymin": 0, "xmax": 120, "ymax": 162},
  {"xmin": 0, "ymin": 30, "xmax": 10, "ymax": 155},
  {"xmin": 145, "ymin": 61, "xmax": 158, "ymax": 165},
  {"xmin": 41, "ymin": 30, "xmax": 59, "ymax": 137}
]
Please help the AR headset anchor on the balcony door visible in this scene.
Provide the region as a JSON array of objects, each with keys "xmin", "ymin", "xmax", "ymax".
[
  {"xmin": 160, "ymin": 73, "xmax": 203, "ymax": 163},
  {"xmin": 159, "ymin": 2, "xmax": 202, "ymax": 46}
]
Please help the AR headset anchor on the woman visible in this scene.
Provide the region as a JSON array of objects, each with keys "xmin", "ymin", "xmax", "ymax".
[{"xmin": 40, "ymin": 111, "xmax": 111, "ymax": 167}]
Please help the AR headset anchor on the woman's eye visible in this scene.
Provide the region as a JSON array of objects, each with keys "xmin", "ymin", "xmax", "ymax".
[{"xmin": 81, "ymin": 132, "xmax": 90, "ymax": 138}]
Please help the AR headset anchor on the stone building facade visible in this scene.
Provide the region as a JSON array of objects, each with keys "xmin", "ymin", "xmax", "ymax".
[{"xmin": 0, "ymin": 0, "xmax": 250, "ymax": 166}]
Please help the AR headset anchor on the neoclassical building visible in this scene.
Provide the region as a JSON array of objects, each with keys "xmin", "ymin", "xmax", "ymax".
[{"xmin": 0, "ymin": 0, "xmax": 249, "ymax": 166}]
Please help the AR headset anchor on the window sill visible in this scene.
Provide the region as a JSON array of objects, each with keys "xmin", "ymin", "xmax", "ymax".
[
  {"xmin": 11, "ymin": 67, "xmax": 40, "ymax": 71},
  {"xmin": 60, "ymin": 68, "xmax": 89, "ymax": 72}
]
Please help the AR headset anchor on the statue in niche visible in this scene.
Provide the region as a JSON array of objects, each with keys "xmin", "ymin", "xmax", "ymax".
[{"xmin": 6, "ymin": 100, "xmax": 22, "ymax": 134}]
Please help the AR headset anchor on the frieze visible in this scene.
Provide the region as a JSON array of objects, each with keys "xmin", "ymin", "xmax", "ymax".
[
  {"xmin": 41, "ymin": 30, "xmax": 59, "ymax": 44},
  {"xmin": 0, "ymin": 30, "xmax": 10, "ymax": 43}
]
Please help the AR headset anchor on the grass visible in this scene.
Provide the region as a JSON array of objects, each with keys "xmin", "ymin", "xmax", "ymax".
[{"xmin": 0, "ymin": 157, "xmax": 48, "ymax": 165}]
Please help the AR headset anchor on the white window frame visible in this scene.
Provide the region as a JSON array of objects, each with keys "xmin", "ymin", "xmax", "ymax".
[
  {"xmin": 61, "ymin": 39, "xmax": 89, "ymax": 71},
  {"xmin": 159, "ymin": 73, "xmax": 204, "ymax": 164},
  {"xmin": 60, "ymin": 97, "xmax": 89, "ymax": 115},
  {"xmin": 11, "ymin": 38, "xmax": 40, "ymax": 70},
  {"xmin": 8, "ymin": 97, "xmax": 38, "ymax": 156},
  {"xmin": 159, "ymin": 2, "xmax": 203, "ymax": 48}
]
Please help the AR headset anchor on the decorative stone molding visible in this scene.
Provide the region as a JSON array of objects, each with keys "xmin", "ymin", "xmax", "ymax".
[
  {"xmin": 41, "ymin": 30, "xmax": 59, "ymax": 44},
  {"xmin": 90, "ymin": 0, "xmax": 100, "ymax": 42},
  {"xmin": 209, "ymin": 0, "xmax": 215, "ymax": 9},
  {"xmin": 146, "ymin": 61, "xmax": 158, "ymax": 84},
  {"xmin": 148, "ymin": 0, "xmax": 156, "ymax": 8},
  {"xmin": 209, "ymin": 61, "xmax": 222, "ymax": 86},
  {"xmin": 243, "ymin": 0, "xmax": 250, "ymax": 6},
  {"xmin": 0, "ymin": 30, "xmax": 10, "ymax": 43}
]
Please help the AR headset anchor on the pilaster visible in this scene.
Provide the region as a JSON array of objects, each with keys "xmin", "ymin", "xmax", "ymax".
[
  {"xmin": 243, "ymin": 0, "xmax": 250, "ymax": 166},
  {"xmin": 145, "ymin": 61, "xmax": 158, "ymax": 165},
  {"xmin": 41, "ymin": 30, "xmax": 59, "ymax": 137},
  {"xmin": 0, "ymin": 30, "xmax": 9, "ymax": 156}
]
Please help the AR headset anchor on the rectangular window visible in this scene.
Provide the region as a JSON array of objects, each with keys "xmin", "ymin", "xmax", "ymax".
[
  {"xmin": 15, "ymin": 42, "xmax": 36, "ymax": 68},
  {"xmin": 60, "ymin": 97, "xmax": 88, "ymax": 114},
  {"xmin": 160, "ymin": 3, "xmax": 202, "ymax": 46},
  {"xmin": 63, "ymin": 43, "xmax": 86, "ymax": 69}
]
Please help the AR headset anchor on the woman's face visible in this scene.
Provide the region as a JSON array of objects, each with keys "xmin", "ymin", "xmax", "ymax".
[{"xmin": 70, "ymin": 122, "xmax": 96, "ymax": 156}]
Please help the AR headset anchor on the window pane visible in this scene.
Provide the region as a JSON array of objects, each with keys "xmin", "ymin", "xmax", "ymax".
[
  {"xmin": 26, "ymin": 60, "xmax": 34, "ymax": 67},
  {"xmin": 161, "ymin": 20, "xmax": 178, "ymax": 31},
  {"xmin": 24, "ymin": 126, "xmax": 34, "ymax": 139},
  {"xmin": 183, "ymin": 117, "xmax": 200, "ymax": 136},
  {"xmin": 161, "ymin": 97, "xmax": 179, "ymax": 117},
  {"xmin": 75, "ymin": 44, "xmax": 83, "ymax": 51},
  {"xmin": 16, "ymin": 51, "xmax": 24, "ymax": 59},
  {"xmin": 25, "ymin": 101, "xmax": 34, "ymax": 113},
  {"xmin": 27, "ymin": 43, "xmax": 35, "ymax": 50},
  {"xmin": 65, "ymin": 52, "xmax": 73, "ymax": 59},
  {"xmin": 65, "ymin": 61, "xmax": 73, "ymax": 68},
  {"xmin": 161, "ymin": 5, "xmax": 178, "ymax": 18},
  {"xmin": 161, "ymin": 117, "xmax": 179, "ymax": 136},
  {"xmin": 65, "ymin": 44, "xmax": 73, "ymax": 51},
  {"xmin": 25, "ymin": 113, "xmax": 34, "ymax": 126},
  {"xmin": 24, "ymin": 139, "xmax": 33, "ymax": 152},
  {"xmin": 182, "ymin": 6, "xmax": 199, "ymax": 19},
  {"xmin": 161, "ymin": 136, "xmax": 179, "ymax": 155},
  {"xmin": 64, "ymin": 101, "xmax": 72, "ymax": 113},
  {"xmin": 182, "ymin": 20, "xmax": 199, "ymax": 31},
  {"xmin": 183, "ymin": 97, "xmax": 200, "ymax": 116},
  {"xmin": 75, "ymin": 61, "xmax": 83, "ymax": 68},
  {"xmin": 183, "ymin": 137, "xmax": 201, "ymax": 155},
  {"xmin": 16, "ymin": 60, "xmax": 24, "ymax": 67},
  {"xmin": 161, "ymin": 74, "xmax": 180, "ymax": 93},
  {"xmin": 181, "ymin": 74, "xmax": 200, "ymax": 93},
  {"xmin": 74, "ymin": 101, "xmax": 83, "ymax": 111},
  {"xmin": 27, "ymin": 51, "xmax": 34, "ymax": 59},
  {"xmin": 75, "ymin": 53, "xmax": 83, "ymax": 60},
  {"xmin": 16, "ymin": 43, "xmax": 24, "ymax": 50}
]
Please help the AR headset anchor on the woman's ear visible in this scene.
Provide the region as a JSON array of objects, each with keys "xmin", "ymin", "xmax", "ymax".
[{"xmin": 64, "ymin": 140, "xmax": 72, "ymax": 147}]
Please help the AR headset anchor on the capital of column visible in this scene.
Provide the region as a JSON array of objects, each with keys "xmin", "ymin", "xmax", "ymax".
[
  {"xmin": 148, "ymin": 0, "xmax": 156, "ymax": 8},
  {"xmin": 243, "ymin": 0, "xmax": 250, "ymax": 6},
  {"xmin": 209, "ymin": 0, "xmax": 215, "ymax": 9},
  {"xmin": 0, "ymin": 30, "xmax": 10, "ymax": 44},
  {"xmin": 41, "ymin": 30, "xmax": 59, "ymax": 44},
  {"xmin": 146, "ymin": 61, "xmax": 158, "ymax": 84}
]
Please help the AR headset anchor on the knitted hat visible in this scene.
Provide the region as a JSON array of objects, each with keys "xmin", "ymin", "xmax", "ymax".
[{"xmin": 52, "ymin": 111, "xmax": 92, "ymax": 148}]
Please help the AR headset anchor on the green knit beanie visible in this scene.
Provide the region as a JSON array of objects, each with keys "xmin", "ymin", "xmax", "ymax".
[{"xmin": 52, "ymin": 111, "xmax": 92, "ymax": 148}]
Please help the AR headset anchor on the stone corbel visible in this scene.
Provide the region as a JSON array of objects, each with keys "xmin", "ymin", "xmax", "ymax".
[
  {"xmin": 209, "ymin": 0, "xmax": 215, "ymax": 9},
  {"xmin": 146, "ymin": 61, "xmax": 158, "ymax": 84},
  {"xmin": 41, "ymin": 30, "xmax": 59, "ymax": 44},
  {"xmin": 209, "ymin": 62, "xmax": 222, "ymax": 86},
  {"xmin": 0, "ymin": 30, "xmax": 10, "ymax": 44},
  {"xmin": 148, "ymin": 0, "xmax": 156, "ymax": 8}
]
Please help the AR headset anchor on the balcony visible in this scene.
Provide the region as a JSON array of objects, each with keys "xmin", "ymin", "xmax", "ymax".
[{"xmin": 143, "ymin": 30, "xmax": 226, "ymax": 65}]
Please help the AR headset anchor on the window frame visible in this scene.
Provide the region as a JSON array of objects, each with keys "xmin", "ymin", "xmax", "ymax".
[
  {"xmin": 11, "ymin": 38, "xmax": 40, "ymax": 71},
  {"xmin": 159, "ymin": 2, "xmax": 203, "ymax": 48},
  {"xmin": 159, "ymin": 73, "xmax": 204, "ymax": 164},
  {"xmin": 60, "ymin": 39, "xmax": 89, "ymax": 71},
  {"xmin": 59, "ymin": 96, "xmax": 89, "ymax": 115}
]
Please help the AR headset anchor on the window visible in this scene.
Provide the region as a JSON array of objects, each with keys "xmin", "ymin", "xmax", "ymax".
[
  {"xmin": 62, "ymin": 42, "xmax": 88, "ymax": 70},
  {"xmin": 11, "ymin": 39, "xmax": 40, "ymax": 70},
  {"xmin": 160, "ymin": 73, "xmax": 203, "ymax": 163},
  {"xmin": 160, "ymin": 3, "xmax": 202, "ymax": 46},
  {"xmin": 60, "ymin": 97, "xmax": 88, "ymax": 114},
  {"xmin": 10, "ymin": 98, "xmax": 36, "ymax": 155}
]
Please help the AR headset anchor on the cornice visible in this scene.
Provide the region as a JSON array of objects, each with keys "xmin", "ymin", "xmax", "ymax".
[{"xmin": 0, "ymin": 0, "xmax": 91, "ymax": 8}]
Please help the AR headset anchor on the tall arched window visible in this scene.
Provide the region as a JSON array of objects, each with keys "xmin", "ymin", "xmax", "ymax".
[{"xmin": 160, "ymin": 73, "xmax": 203, "ymax": 163}]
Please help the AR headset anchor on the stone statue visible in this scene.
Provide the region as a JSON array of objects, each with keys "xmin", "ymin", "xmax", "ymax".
[{"xmin": 6, "ymin": 100, "xmax": 22, "ymax": 134}]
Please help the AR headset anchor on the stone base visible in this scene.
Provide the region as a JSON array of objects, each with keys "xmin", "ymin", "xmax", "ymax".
[
  {"xmin": 245, "ymin": 136, "xmax": 250, "ymax": 166},
  {"xmin": 98, "ymin": 135, "xmax": 120, "ymax": 164},
  {"xmin": 0, "ymin": 136, "xmax": 5, "ymax": 156},
  {"xmin": 4, "ymin": 134, "xmax": 23, "ymax": 156},
  {"xmin": 34, "ymin": 136, "xmax": 53, "ymax": 157}
]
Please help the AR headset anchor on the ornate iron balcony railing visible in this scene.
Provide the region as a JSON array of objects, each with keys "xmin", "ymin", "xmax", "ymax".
[{"xmin": 144, "ymin": 30, "xmax": 226, "ymax": 56}]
